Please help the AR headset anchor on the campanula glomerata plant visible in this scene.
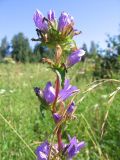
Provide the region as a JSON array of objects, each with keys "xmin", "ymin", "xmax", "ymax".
[{"xmin": 32, "ymin": 9, "xmax": 85, "ymax": 160}]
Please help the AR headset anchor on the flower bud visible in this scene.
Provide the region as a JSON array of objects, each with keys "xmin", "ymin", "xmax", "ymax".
[
  {"xmin": 43, "ymin": 82, "xmax": 55, "ymax": 104},
  {"xmin": 66, "ymin": 49, "xmax": 85, "ymax": 67},
  {"xmin": 33, "ymin": 9, "xmax": 48, "ymax": 31},
  {"xmin": 53, "ymin": 113, "xmax": 62, "ymax": 123},
  {"xmin": 58, "ymin": 12, "xmax": 74, "ymax": 32},
  {"xmin": 67, "ymin": 102, "xmax": 75, "ymax": 114},
  {"xmin": 48, "ymin": 10, "xmax": 55, "ymax": 21}
]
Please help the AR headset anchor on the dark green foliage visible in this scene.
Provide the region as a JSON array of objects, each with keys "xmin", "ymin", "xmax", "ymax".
[
  {"xmin": 30, "ymin": 44, "xmax": 42, "ymax": 62},
  {"xmin": 31, "ymin": 44, "xmax": 55, "ymax": 62},
  {"xmin": 0, "ymin": 37, "xmax": 10, "ymax": 60},
  {"xmin": 11, "ymin": 33, "xmax": 32, "ymax": 62},
  {"xmin": 93, "ymin": 32, "xmax": 120, "ymax": 79}
]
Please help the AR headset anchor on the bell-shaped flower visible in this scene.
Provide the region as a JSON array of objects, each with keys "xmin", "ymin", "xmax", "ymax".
[
  {"xmin": 58, "ymin": 12, "xmax": 74, "ymax": 32},
  {"xmin": 63, "ymin": 136, "xmax": 85, "ymax": 159},
  {"xmin": 43, "ymin": 82, "xmax": 55, "ymax": 104},
  {"xmin": 53, "ymin": 113, "xmax": 62, "ymax": 123},
  {"xmin": 67, "ymin": 102, "xmax": 75, "ymax": 114},
  {"xmin": 36, "ymin": 141, "xmax": 50, "ymax": 160},
  {"xmin": 48, "ymin": 10, "xmax": 55, "ymax": 22},
  {"xmin": 34, "ymin": 80, "xmax": 78, "ymax": 105},
  {"xmin": 58, "ymin": 80, "xmax": 79, "ymax": 102},
  {"xmin": 66, "ymin": 49, "xmax": 85, "ymax": 68},
  {"xmin": 33, "ymin": 9, "xmax": 48, "ymax": 31},
  {"xmin": 34, "ymin": 82, "xmax": 55, "ymax": 104}
]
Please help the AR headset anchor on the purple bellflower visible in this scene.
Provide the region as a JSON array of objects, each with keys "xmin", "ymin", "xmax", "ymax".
[
  {"xmin": 36, "ymin": 141, "xmax": 50, "ymax": 160},
  {"xmin": 66, "ymin": 49, "xmax": 85, "ymax": 68},
  {"xmin": 67, "ymin": 102, "xmax": 75, "ymax": 114},
  {"xmin": 33, "ymin": 9, "xmax": 47, "ymax": 31},
  {"xmin": 53, "ymin": 113, "xmax": 62, "ymax": 123},
  {"xmin": 58, "ymin": 12, "xmax": 74, "ymax": 32},
  {"xmin": 58, "ymin": 79, "xmax": 79, "ymax": 102},
  {"xmin": 48, "ymin": 10, "xmax": 55, "ymax": 21},
  {"xmin": 34, "ymin": 82, "xmax": 55, "ymax": 104},
  {"xmin": 34, "ymin": 80, "xmax": 78, "ymax": 105},
  {"xmin": 43, "ymin": 82, "xmax": 55, "ymax": 104},
  {"xmin": 64, "ymin": 136, "xmax": 85, "ymax": 159}
]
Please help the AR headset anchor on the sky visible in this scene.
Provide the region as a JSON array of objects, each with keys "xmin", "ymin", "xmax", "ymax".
[{"xmin": 0, "ymin": 0, "xmax": 120, "ymax": 49}]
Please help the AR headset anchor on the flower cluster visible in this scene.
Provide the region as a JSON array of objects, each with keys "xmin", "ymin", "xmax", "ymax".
[
  {"xmin": 33, "ymin": 9, "xmax": 85, "ymax": 160},
  {"xmin": 32, "ymin": 9, "xmax": 82, "ymax": 50},
  {"xmin": 36, "ymin": 136, "xmax": 85, "ymax": 160}
]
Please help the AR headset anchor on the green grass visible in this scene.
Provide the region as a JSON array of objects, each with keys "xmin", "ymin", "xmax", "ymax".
[{"xmin": 0, "ymin": 63, "xmax": 120, "ymax": 160}]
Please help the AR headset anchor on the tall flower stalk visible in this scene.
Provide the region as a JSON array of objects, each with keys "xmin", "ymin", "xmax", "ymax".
[{"xmin": 32, "ymin": 9, "xmax": 85, "ymax": 160}]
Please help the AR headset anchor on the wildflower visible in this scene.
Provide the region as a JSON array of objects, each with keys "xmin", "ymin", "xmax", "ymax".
[
  {"xmin": 67, "ymin": 102, "xmax": 75, "ymax": 114},
  {"xmin": 48, "ymin": 10, "xmax": 55, "ymax": 21},
  {"xmin": 63, "ymin": 136, "xmax": 85, "ymax": 159},
  {"xmin": 33, "ymin": 9, "xmax": 47, "ymax": 31},
  {"xmin": 66, "ymin": 49, "xmax": 85, "ymax": 67},
  {"xmin": 36, "ymin": 141, "xmax": 50, "ymax": 160},
  {"xmin": 58, "ymin": 12, "xmax": 74, "ymax": 32},
  {"xmin": 34, "ymin": 80, "xmax": 78, "ymax": 105},
  {"xmin": 34, "ymin": 82, "xmax": 55, "ymax": 104},
  {"xmin": 43, "ymin": 82, "xmax": 55, "ymax": 104},
  {"xmin": 58, "ymin": 79, "xmax": 79, "ymax": 102},
  {"xmin": 53, "ymin": 113, "xmax": 62, "ymax": 123}
]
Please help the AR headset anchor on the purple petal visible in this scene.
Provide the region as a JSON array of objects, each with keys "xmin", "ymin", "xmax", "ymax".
[
  {"xmin": 43, "ymin": 82, "xmax": 55, "ymax": 104},
  {"xmin": 77, "ymin": 141, "xmax": 85, "ymax": 152},
  {"xmin": 67, "ymin": 102, "xmax": 75, "ymax": 114},
  {"xmin": 65, "ymin": 136, "xmax": 85, "ymax": 159},
  {"xmin": 53, "ymin": 113, "xmax": 62, "ymax": 122},
  {"xmin": 67, "ymin": 49, "xmax": 85, "ymax": 67},
  {"xmin": 48, "ymin": 10, "xmax": 55, "ymax": 21},
  {"xmin": 58, "ymin": 80, "xmax": 79, "ymax": 102},
  {"xmin": 68, "ymin": 145, "xmax": 76, "ymax": 158},
  {"xmin": 33, "ymin": 9, "xmax": 47, "ymax": 31},
  {"xmin": 67, "ymin": 137, "xmax": 77, "ymax": 158},
  {"xmin": 64, "ymin": 79, "xmax": 70, "ymax": 90},
  {"xmin": 36, "ymin": 141, "xmax": 50, "ymax": 160},
  {"xmin": 58, "ymin": 12, "xmax": 74, "ymax": 31}
]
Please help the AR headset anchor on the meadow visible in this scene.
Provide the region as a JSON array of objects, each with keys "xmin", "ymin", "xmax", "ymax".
[{"xmin": 0, "ymin": 62, "xmax": 120, "ymax": 160}]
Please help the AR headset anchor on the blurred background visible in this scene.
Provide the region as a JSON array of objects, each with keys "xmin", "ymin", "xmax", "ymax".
[{"xmin": 0, "ymin": 1, "xmax": 120, "ymax": 160}]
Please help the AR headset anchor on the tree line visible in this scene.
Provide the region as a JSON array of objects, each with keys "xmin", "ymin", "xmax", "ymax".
[{"xmin": 0, "ymin": 32, "xmax": 55, "ymax": 63}]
